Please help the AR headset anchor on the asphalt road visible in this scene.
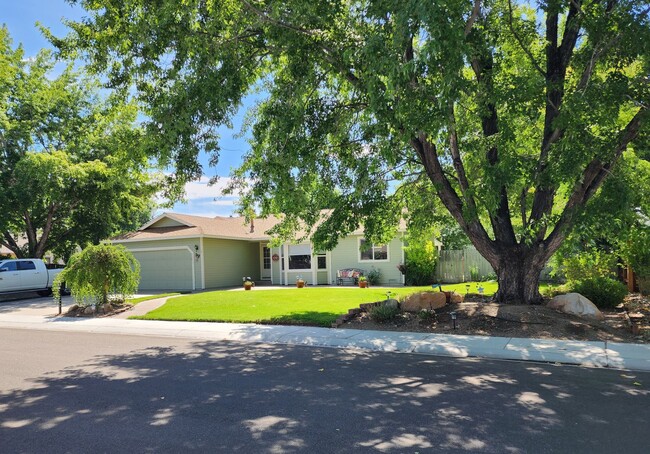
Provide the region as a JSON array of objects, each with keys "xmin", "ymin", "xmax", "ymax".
[{"xmin": 1, "ymin": 329, "xmax": 649, "ymax": 453}]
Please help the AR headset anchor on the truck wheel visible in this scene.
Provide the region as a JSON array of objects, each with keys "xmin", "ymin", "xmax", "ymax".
[{"xmin": 37, "ymin": 289, "xmax": 53, "ymax": 297}]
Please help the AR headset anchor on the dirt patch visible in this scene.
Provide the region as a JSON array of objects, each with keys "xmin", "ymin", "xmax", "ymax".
[{"xmin": 340, "ymin": 293, "xmax": 650, "ymax": 344}]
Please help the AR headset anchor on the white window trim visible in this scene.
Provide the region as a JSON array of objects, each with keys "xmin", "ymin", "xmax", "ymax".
[{"xmin": 357, "ymin": 237, "xmax": 390, "ymax": 263}]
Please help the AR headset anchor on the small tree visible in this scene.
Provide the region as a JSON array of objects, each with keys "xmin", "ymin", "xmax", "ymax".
[
  {"xmin": 403, "ymin": 232, "xmax": 438, "ymax": 286},
  {"xmin": 54, "ymin": 243, "xmax": 140, "ymax": 306}
]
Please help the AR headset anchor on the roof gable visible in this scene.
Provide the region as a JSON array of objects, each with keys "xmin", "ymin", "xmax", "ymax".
[{"xmin": 139, "ymin": 213, "xmax": 196, "ymax": 230}]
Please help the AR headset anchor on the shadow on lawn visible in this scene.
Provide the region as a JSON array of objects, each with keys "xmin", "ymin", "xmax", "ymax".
[{"xmin": 1, "ymin": 340, "xmax": 649, "ymax": 453}]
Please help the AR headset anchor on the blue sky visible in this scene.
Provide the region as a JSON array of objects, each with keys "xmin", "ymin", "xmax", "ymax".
[{"xmin": 3, "ymin": 0, "xmax": 250, "ymax": 218}]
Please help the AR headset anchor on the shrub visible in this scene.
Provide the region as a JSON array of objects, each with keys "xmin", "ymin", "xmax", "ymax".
[
  {"xmin": 619, "ymin": 227, "xmax": 650, "ymax": 278},
  {"xmin": 367, "ymin": 267, "xmax": 382, "ymax": 285},
  {"xmin": 417, "ymin": 309, "xmax": 437, "ymax": 324},
  {"xmin": 368, "ymin": 304, "xmax": 400, "ymax": 323},
  {"xmin": 562, "ymin": 249, "xmax": 617, "ymax": 282},
  {"xmin": 403, "ymin": 235, "xmax": 438, "ymax": 286},
  {"xmin": 53, "ymin": 243, "xmax": 140, "ymax": 307},
  {"xmin": 571, "ymin": 277, "xmax": 628, "ymax": 309}
]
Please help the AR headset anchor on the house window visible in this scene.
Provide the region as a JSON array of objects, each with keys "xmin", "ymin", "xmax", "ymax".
[
  {"xmin": 359, "ymin": 239, "xmax": 388, "ymax": 261},
  {"xmin": 289, "ymin": 244, "xmax": 311, "ymax": 270},
  {"xmin": 262, "ymin": 246, "xmax": 271, "ymax": 269}
]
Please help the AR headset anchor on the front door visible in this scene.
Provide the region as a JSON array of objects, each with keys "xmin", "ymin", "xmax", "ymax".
[{"xmin": 260, "ymin": 244, "xmax": 272, "ymax": 280}]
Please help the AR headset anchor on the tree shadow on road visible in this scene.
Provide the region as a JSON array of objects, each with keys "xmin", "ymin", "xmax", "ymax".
[{"xmin": 1, "ymin": 340, "xmax": 648, "ymax": 453}]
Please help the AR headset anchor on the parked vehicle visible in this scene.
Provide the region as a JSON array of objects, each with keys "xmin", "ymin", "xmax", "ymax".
[{"xmin": 0, "ymin": 259, "xmax": 64, "ymax": 296}]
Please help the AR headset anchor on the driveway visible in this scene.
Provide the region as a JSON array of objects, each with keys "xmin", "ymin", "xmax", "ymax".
[{"xmin": 0, "ymin": 293, "xmax": 74, "ymax": 317}]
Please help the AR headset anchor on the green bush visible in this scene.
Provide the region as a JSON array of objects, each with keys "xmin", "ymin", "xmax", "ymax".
[
  {"xmin": 368, "ymin": 304, "xmax": 400, "ymax": 323},
  {"xmin": 619, "ymin": 227, "xmax": 650, "ymax": 278},
  {"xmin": 403, "ymin": 235, "xmax": 438, "ymax": 286},
  {"xmin": 417, "ymin": 309, "xmax": 437, "ymax": 324},
  {"xmin": 367, "ymin": 267, "xmax": 382, "ymax": 285},
  {"xmin": 571, "ymin": 277, "xmax": 628, "ymax": 309},
  {"xmin": 562, "ymin": 249, "xmax": 617, "ymax": 282},
  {"xmin": 54, "ymin": 243, "xmax": 140, "ymax": 307}
]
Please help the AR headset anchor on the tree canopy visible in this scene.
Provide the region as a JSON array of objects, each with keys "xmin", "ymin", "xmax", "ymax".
[
  {"xmin": 57, "ymin": 1, "xmax": 650, "ymax": 302},
  {"xmin": 0, "ymin": 27, "xmax": 157, "ymax": 259}
]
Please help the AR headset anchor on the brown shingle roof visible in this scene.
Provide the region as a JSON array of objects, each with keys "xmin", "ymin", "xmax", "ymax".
[{"xmin": 112, "ymin": 211, "xmax": 408, "ymax": 243}]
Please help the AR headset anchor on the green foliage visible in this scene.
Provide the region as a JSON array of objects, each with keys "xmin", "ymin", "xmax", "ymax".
[
  {"xmin": 366, "ymin": 267, "xmax": 382, "ymax": 285},
  {"xmin": 619, "ymin": 227, "xmax": 650, "ymax": 278},
  {"xmin": 57, "ymin": 2, "xmax": 650, "ymax": 302},
  {"xmin": 54, "ymin": 244, "xmax": 140, "ymax": 307},
  {"xmin": 403, "ymin": 233, "xmax": 438, "ymax": 286},
  {"xmin": 368, "ymin": 304, "xmax": 400, "ymax": 323},
  {"xmin": 571, "ymin": 277, "xmax": 628, "ymax": 309},
  {"xmin": 562, "ymin": 249, "xmax": 618, "ymax": 283},
  {"xmin": 0, "ymin": 28, "xmax": 157, "ymax": 260},
  {"xmin": 417, "ymin": 309, "xmax": 437, "ymax": 325}
]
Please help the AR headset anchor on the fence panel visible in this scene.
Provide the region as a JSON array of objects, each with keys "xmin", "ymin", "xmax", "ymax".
[{"xmin": 435, "ymin": 247, "xmax": 555, "ymax": 283}]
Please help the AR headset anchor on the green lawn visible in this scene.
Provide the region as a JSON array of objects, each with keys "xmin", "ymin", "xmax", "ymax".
[
  {"xmin": 132, "ymin": 282, "xmax": 501, "ymax": 326},
  {"xmin": 127, "ymin": 293, "xmax": 180, "ymax": 305}
]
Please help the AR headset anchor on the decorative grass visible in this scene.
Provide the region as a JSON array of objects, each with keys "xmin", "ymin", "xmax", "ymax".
[{"xmin": 133, "ymin": 282, "xmax": 502, "ymax": 326}]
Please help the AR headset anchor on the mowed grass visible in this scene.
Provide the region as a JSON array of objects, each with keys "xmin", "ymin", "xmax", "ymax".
[
  {"xmin": 127, "ymin": 293, "xmax": 180, "ymax": 305},
  {"xmin": 133, "ymin": 282, "xmax": 501, "ymax": 327}
]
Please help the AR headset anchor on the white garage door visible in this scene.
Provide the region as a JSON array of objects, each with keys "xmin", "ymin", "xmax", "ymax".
[{"xmin": 133, "ymin": 249, "xmax": 194, "ymax": 291}]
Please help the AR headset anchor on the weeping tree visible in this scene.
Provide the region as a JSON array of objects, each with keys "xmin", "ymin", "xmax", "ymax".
[{"xmin": 57, "ymin": 0, "xmax": 649, "ymax": 303}]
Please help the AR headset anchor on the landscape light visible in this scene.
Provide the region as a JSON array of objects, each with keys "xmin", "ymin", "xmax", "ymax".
[{"xmin": 450, "ymin": 311, "xmax": 457, "ymax": 330}]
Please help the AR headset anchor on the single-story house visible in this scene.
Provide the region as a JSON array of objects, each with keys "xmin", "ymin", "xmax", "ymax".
[{"xmin": 112, "ymin": 212, "xmax": 435, "ymax": 291}]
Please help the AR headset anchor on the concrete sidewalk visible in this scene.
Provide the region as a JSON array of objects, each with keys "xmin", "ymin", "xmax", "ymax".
[{"xmin": 0, "ymin": 310, "xmax": 648, "ymax": 371}]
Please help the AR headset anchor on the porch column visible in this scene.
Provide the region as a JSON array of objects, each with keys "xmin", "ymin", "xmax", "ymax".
[
  {"xmin": 283, "ymin": 243, "xmax": 289, "ymax": 286},
  {"xmin": 311, "ymin": 243, "xmax": 317, "ymax": 286}
]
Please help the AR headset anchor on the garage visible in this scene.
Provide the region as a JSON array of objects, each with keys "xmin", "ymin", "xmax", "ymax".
[{"xmin": 132, "ymin": 248, "xmax": 195, "ymax": 291}]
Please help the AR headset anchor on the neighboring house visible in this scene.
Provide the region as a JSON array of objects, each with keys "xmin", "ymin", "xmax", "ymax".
[{"xmin": 112, "ymin": 212, "xmax": 424, "ymax": 291}]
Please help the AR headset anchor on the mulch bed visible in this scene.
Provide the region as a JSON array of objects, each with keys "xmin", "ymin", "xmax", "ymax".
[
  {"xmin": 65, "ymin": 302, "xmax": 133, "ymax": 317},
  {"xmin": 340, "ymin": 293, "xmax": 650, "ymax": 344}
]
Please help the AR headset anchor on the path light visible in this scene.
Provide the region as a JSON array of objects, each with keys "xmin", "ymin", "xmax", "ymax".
[
  {"xmin": 465, "ymin": 284, "xmax": 470, "ymax": 295},
  {"xmin": 450, "ymin": 311, "xmax": 457, "ymax": 330},
  {"xmin": 385, "ymin": 291, "xmax": 393, "ymax": 301}
]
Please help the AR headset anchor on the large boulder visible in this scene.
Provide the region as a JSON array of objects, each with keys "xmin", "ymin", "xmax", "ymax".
[
  {"xmin": 402, "ymin": 292, "xmax": 447, "ymax": 312},
  {"xmin": 547, "ymin": 293, "xmax": 604, "ymax": 321}
]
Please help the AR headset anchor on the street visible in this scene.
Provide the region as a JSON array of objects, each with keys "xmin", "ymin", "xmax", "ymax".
[{"xmin": 1, "ymin": 328, "xmax": 649, "ymax": 453}]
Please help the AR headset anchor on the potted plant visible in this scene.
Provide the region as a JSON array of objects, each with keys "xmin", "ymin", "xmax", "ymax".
[
  {"xmin": 243, "ymin": 276, "xmax": 254, "ymax": 291},
  {"xmin": 296, "ymin": 275, "xmax": 305, "ymax": 288},
  {"xmin": 358, "ymin": 276, "xmax": 368, "ymax": 288}
]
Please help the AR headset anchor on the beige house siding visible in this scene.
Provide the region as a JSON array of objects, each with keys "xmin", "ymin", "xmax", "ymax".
[
  {"xmin": 329, "ymin": 235, "xmax": 404, "ymax": 285},
  {"xmin": 149, "ymin": 217, "xmax": 186, "ymax": 228},
  {"xmin": 203, "ymin": 238, "xmax": 260, "ymax": 288},
  {"xmin": 122, "ymin": 238, "xmax": 201, "ymax": 291}
]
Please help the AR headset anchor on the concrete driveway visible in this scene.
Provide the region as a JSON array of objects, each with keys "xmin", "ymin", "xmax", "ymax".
[{"xmin": 0, "ymin": 293, "xmax": 74, "ymax": 317}]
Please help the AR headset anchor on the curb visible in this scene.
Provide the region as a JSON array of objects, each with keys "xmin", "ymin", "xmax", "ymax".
[{"xmin": 0, "ymin": 314, "xmax": 649, "ymax": 371}]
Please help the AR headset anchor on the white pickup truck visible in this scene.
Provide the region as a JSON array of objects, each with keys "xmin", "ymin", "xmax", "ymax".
[{"xmin": 0, "ymin": 259, "xmax": 64, "ymax": 296}]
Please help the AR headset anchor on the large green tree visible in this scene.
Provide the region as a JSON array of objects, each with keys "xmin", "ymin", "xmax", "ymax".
[
  {"xmin": 58, "ymin": 1, "xmax": 649, "ymax": 303},
  {"xmin": 0, "ymin": 28, "xmax": 157, "ymax": 259}
]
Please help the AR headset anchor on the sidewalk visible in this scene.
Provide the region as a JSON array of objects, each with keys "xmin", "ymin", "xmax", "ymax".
[{"xmin": 1, "ymin": 310, "xmax": 648, "ymax": 371}]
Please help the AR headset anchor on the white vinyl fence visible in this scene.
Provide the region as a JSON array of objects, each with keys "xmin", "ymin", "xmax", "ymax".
[{"xmin": 435, "ymin": 247, "xmax": 554, "ymax": 283}]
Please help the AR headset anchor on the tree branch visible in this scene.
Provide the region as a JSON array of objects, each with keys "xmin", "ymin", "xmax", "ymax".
[
  {"xmin": 464, "ymin": 0, "xmax": 481, "ymax": 36},
  {"xmin": 507, "ymin": 0, "xmax": 545, "ymax": 77},
  {"xmin": 543, "ymin": 107, "xmax": 648, "ymax": 255}
]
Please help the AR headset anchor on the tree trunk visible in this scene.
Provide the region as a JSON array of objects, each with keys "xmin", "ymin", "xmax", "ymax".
[{"xmin": 489, "ymin": 247, "xmax": 546, "ymax": 304}]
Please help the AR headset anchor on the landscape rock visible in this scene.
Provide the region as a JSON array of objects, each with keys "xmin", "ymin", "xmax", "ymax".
[
  {"xmin": 83, "ymin": 306, "xmax": 95, "ymax": 315},
  {"xmin": 547, "ymin": 293, "xmax": 604, "ymax": 321},
  {"xmin": 68, "ymin": 304, "xmax": 79, "ymax": 313},
  {"xmin": 382, "ymin": 299, "xmax": 400, "ymax": 310},
  {"xmin": 401, "ymin": 292, "xmax": 447, "ymax": 312},
  {"xmin": 450, "ymin": 292, "xmax": 464, "ymax": 304}
]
